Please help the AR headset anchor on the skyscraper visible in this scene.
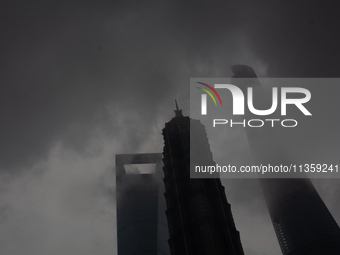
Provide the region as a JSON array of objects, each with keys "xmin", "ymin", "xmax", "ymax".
[
  {"xmin": 231, "ymin": 64, "xmax": 340, "ymax": 255},
  {"xmin": 261, "ymin": 178, "xmax": 340, "ymax": 255},
  {"xmin": 116, "ymin": 153, "xmax": 170, "ymax": 255},
  {"xmin": 161, "ymin": 102, "xmax": 244, "ymax": 255}
]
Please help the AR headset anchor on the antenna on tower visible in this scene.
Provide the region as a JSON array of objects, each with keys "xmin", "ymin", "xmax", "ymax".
[{"xmin": 174, "ymin": 99, "xmax": 182, "ymax": 117}]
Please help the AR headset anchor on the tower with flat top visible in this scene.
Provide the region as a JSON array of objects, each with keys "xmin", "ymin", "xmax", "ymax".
[{"xmin": 116, "ymin": 153, "xmax": 170, "ymax": 255}]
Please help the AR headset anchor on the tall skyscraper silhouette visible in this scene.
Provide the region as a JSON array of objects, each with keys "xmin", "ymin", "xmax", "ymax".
[
  {"xmin": 161, "ymin": 101, "xmax": 244, "ymax": 255},
  {"xmin": 261, "ymin": 178, "xmax": 340, "ymax": 255},
  {"xmin": 231, "ymin": 64, "xmax": 340, "ymax": 255},
  {"xmin": 116, "ymin": 153, "xmax": 170, "ymax": 255}
]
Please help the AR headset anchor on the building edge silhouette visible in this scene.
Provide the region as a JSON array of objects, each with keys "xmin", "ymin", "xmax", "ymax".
[{"xmin": 161, "ymin": 101, "xmax": 244, "ymax": 255}]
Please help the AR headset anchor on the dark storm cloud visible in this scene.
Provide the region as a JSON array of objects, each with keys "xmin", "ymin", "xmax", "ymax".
[
  {"xmin": 0, "ymin": 1, "xmax": 176, "ymax": 171},
  {"xmin": 242, "ymin": 1, "xmax": 340, "ymax": 77},
  {"xmin": 0, "ymin": 0, "xmax": 255, "ymax": 172},
  {"xmin": 2, "ymin": 0, "xmax": 340, "ymax": 171},
  {"xmin": 1, "ymin": 1, "xmax": 339, "ymax": 255}
]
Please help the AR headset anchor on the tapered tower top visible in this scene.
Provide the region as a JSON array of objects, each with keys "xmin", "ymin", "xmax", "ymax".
[{"xmin": 231, "ymin": 65, "xmax": 258, "ymax": 78}]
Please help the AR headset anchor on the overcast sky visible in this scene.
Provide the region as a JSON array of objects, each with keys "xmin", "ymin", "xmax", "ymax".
[{"xmin": 1, "ymin": 1, "xmax": 340, "ymax": 255}]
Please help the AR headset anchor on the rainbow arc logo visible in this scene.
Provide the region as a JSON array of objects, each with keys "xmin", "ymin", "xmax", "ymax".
[
  {"xmin": 196, "ymin": 82, "xmax": 222, "ymax": 115},
  {"xmin": 196, "ymin": 82, "xmax": 222, "ymax": 106}
]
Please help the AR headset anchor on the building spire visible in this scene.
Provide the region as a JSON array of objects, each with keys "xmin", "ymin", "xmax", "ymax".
[{"xmin": 174, "ymin": 99, "xmax": 182, "ymax": 117}]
